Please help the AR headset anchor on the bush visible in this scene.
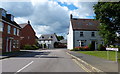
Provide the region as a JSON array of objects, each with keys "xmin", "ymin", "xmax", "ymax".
[
  {"xmin": 23, "ymin": 45, "xmax": 39, "ymax": 50},
  {"xmin": 88, "ymin": 44, "xmax": 95, "ymax": 51},
  {"xmin": 23, "ymin": 45, "xmax": 33, "ymax": 50},
  {"xmin": 82, "ymin": 46, "xmax": 89, "ymax": 51},
  {"xmin": 71, "ymin": 46, "xmax": 89, "ymax": 51},
  {"xmin": 32, "ymin": 45, "xmax": 39, "ymax": 49},
  {"xmin": 98, "ymin": 44, "xmax": 106, "ymax": 51}
]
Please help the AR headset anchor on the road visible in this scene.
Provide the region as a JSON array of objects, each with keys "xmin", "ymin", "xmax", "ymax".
[{"xmin": 1, "ymin": 49, "xmax": 86, "ymax": 73}]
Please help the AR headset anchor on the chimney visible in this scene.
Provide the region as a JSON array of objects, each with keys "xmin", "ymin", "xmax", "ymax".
[
  {"xmin": 6, "ymin": 14, "xmax": 14, "ymax": 21},
  {"xmin": 70, "ymin": 14, "xmax": 73, "ymax": 19},
  {"xmin": 28, "ymin": 20, "xmax": 30, "ymax": 24}
]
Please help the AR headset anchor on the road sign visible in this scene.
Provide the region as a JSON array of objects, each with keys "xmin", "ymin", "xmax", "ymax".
[
  {"xmin": 106, "ymin": 48, "xmax": 118, "ymax": 51},
  {"xmin": 106, "ymin": 48, "xmax": 118, "ymax": 62}
]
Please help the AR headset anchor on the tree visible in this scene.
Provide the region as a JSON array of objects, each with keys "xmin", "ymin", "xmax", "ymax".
[
  {"xmin": 93, "ymin": 2, "xmax": 120, "ymax": 46},
  {"xmin": 57, "ymin": 36, "xmax": 64, "ymax": 41}
]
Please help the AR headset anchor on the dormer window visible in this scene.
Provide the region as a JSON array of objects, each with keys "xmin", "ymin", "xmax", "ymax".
[
  {"xmin": 51, "ymin": 36, "xmax": 53, "ymax": 38},
  {"xmin": 42, "ymin": 36, "xmax": 44, "ymax": 38}
]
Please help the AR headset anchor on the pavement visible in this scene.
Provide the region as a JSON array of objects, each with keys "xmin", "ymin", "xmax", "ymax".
[
  {"xmin": 1, "ymin": 49, "xmax": 86, "ymax": 73},
  {"xmin": 67, "ymin": 50, "xmax": 119, "ymax": 73},
  {"xmin": 0, "ymin": 50, "xmax": 35, "ymax": 60}
]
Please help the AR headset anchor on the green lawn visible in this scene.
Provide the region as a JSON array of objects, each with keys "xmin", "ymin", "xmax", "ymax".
[{"xmin": 78, "ymin": 51, "xmax": 120, "ymax": 62}]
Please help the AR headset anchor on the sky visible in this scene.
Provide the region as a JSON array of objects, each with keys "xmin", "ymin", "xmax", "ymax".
[{"xmin": 0, "ymin": 0, "xmax": 99, "ymax": 38}]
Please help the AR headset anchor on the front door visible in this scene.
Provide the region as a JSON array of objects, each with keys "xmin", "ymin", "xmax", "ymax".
[{"xmin": 91, "ymin": 41, "xmax": 95, "ymax": 50}]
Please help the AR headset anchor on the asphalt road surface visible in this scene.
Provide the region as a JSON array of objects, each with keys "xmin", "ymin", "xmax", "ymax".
[{"xmin": 1, "ymin": 49, "xmax": 86, "ymax": 73}]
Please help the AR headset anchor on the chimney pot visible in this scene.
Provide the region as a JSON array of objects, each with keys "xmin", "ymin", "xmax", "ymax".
[
  {"xmin": 28, "ymin": 20, "xmax": 30, "ymax": 24},
  {"xmin": 70, "ymin": 14, "xmax": 73, "ymax": 19}
]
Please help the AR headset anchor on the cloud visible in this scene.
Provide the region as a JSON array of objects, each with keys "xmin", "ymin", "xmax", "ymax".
[
  {"xmin": 0, "ymin": 0, "xmax": 97, "ymax": 38},
  {"xmin": 0, "ymin": 2, "xmax": 34, "ymax": 17}
]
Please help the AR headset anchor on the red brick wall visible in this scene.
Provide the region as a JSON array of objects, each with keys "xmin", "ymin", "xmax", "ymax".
[
  {"xmin": 2, "ymin": 22, "xmax": 21, "ymax": 53},
  {"xmin": 20, "ymin": 24, "xmax": 36, "ymax": 48}
]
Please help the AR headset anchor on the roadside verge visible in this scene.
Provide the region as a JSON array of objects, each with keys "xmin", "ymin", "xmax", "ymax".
[{"xmin": 66, "ymin": 52, "xmax": 104, "ymax": 73}]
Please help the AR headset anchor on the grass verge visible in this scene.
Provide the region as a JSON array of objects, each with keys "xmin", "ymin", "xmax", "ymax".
[{"xmin": 78, "ymin": 51, "xmax": 120, "ymax": 62}]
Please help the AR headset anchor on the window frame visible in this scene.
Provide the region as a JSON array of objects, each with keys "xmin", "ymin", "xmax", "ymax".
[
  {"xmin": 13, "ymin": 28, "xmax": 17, "ymax": 35},
  {"xmin": 91, "ymin": 32, "xmax": 95, "ymax": 37},
  {"xmin": 80, "ymin": 32, "xmax": 84, "ymax": 37}
]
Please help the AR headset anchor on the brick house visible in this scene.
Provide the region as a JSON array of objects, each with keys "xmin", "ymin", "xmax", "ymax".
[
  {"xmin": 0, "ymin": 8, "xmax": 21, "ymax": 53},
  {"xmin": 18, "ymin": 21, "xmax": 36, "ymax": 48}
]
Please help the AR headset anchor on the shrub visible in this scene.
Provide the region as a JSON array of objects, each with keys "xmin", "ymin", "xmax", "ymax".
[
  {"xmin": 32, "ymin": 45, "xmax": 39, "ymax": 49},
  {"xmin": 82, "ymin": 46, "xmax": 89, "ymax": 51},
  {"xmin": 71, "ymin": 46, "xmax": 89, "ymax": 51},
  {"xmin": 88, "ymin": 44, "xmax": 95, "ymax": 51},
  {"xmin": 98, "ymin": 44, "xmax": 106, "ymax": 51},
  {"xmin": 23, "ymin": 45, "xmax": 33, "ymax": 50}
]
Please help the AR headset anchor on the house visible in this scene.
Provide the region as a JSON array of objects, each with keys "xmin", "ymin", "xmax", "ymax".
[
  {"xmin": 59, "ymin": 39, "xmax": 67, "ymax": 48},
  {"xmin": 18, "ymin": 21, "xmax": 36, "ymax": 48},
  {"xmin": 67, "ymin": 14, "xmax": 104, "ymax": 50},
  {"xmin": 0, "ymin": 8, "xmax": 21, "ymax": 53},
  {"xmin": 0, "ymin": 27, "xmax": 2, "ymax": 50},
  {"xmin": 38, "ymin": 33, "xmax": 58, "ymax": 49}
]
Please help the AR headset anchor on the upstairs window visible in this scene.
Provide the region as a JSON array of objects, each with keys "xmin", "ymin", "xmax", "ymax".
[
  {"xmin": 17, "ymin": 29, "xmax": 19, "ymax": 36},
  {"xmin": 7, "ymin": 25, "xmax": 11, "ymax": 34},
  {"xmin": 51, "ymin": 36, "xmax": 53, "ymax": 38},
  {"xmin": 41, "ymin": 36, "xmax": 44, "ymax": 38},
  {"xmin": 91, "ymin": 32, "xmax": 95, "ymax": 37},
  {"xmin": 14, "ymin": 28, "xmax": 17, "ymax": 35},
  {"xmin": 80, "ymin": 32, "xmax": 83, "ymax": 37},
  {"xmin": 0, "ymin": 22, "xmax": 3, "ymax": 32}
]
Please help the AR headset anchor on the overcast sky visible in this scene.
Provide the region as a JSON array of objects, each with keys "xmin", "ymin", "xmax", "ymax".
[{"xmin": 0, "ymin": 0, "xmax": 98, "ymax": 38}]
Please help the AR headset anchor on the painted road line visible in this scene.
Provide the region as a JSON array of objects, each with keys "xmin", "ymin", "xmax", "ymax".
[
  {"xmin": 15, "ymin": 61, "xmax": 34, "ymax": 74},
  {"xmin": 72, "ymin": 59, "xmax": 91, "ymax": 72},
  {"xmin": 66, "ymin": 52, "xmax": 104, "ymax": 72}
]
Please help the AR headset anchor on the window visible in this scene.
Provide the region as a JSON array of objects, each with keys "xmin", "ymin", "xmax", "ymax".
[
  {"xmin": 81, "ymin": 42, "xmax": 84, "ymax": 46},
  {"xmin": 14, "ymin": 28, "xmax": 17, "ymax": 35},
  {"xmin": 51, "ymin": 36, "xmax": 53, "ymax": 38},
  {"xmin": 13, "ymin": 40, "xmax": 16, "ymax": 48},
  {"xmin": 13, "ymin": 40, "xmax": 19, "ymax": 48},
  {"xmin": 17, "ymin": 29, "xmax": 19, "ymax": 36},
  {"xmin": 91, "ymin": 32, "xmax": 95, "ymax": 37},
  {"xmin": 16, "ymin": 40, "xmax": 19, "ymax": 48},
  {"xmin": 7, "ymin": 25, "xmax": 11, "ymax": 34},
  {"xmin": 42, "ymin": 36, "xmax": 44, "ymax": 38},
  {"xmin": 0, "ymin": 22, "xmax": 3, "ymax": 32},
  {"xmin": 79, "ymin": 41, "xmax": 85, "ymax": 47},
  {"xmin": 80, "ymin": 32, "xmax": 83, "ymax": 37}
]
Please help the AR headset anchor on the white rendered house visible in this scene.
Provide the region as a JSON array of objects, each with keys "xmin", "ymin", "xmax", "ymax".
[
  {"xmin": 38, "ymin": 34, "xmax": 58, "ymax": 49},
  {"xmin": 67, "ymin": 14, "xmax": 104, "ymax": 50}
]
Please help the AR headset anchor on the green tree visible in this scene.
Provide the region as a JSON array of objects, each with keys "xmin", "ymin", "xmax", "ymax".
[
  {"xmin": 93, "ymin": 2, "xmax": 120, "ymax": 46},
  {"xmin": 57, "ymin": 36, "xmax": 64, "ymax": 41}
]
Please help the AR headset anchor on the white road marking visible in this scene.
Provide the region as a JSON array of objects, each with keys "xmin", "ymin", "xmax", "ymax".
[{"xmin": 15, "ymin": 61, "xmax": 34, "ymax": 74}]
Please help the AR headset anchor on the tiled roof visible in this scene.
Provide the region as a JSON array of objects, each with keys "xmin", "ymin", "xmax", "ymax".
[
  {"xmin": 60, "ymin": 39, "xmax": 67, "ymax": 43},
  {"xmin": 18, "ymin": 23, "xmax": 28, "ymax": 28},
  {"xmin": 39, "ymin": 34, "xmax": 55, "ymax": 41},
  {"xmin": 39, "ymin": 34, "xmax": 59, "ymax": 41},
  {"xmin": 71, "ymin": 18, "xmax": 100, "ymax": 31}
]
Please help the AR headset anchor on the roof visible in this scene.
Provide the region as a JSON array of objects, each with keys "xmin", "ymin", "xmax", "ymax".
[
  {"xmin": 60, "ymin": 39, "xmax": 67, "ymax": 43},
  {"xmin": 2, "ymin": 16, "xmax": 21, "ymax": 28},
  {"xmin": 39, "ymin": 34, "xmax": 58, "ymax": 41},
  {"xmin": 71, "ymin": 18, "xmax": 100, "ymax": 31},
  {"xmin": 18, "ymin": 23, "xmax": 28, "ymax": 28}
]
